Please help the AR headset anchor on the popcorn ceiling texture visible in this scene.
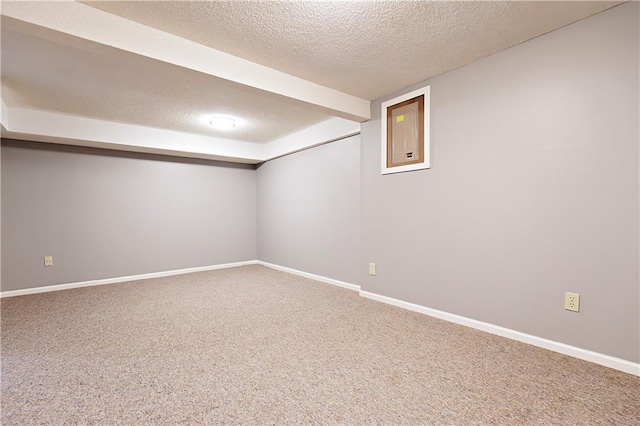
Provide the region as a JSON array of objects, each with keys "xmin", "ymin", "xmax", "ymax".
[
  {"xmin": 0, "ymin": 25, "xmax": 330, "ymax": 143},
  {"xmin": 2, "ymin": 265, "xmax": 639, "ymax": 424},
  {"xmin": 0, "ymin": 1, "xmax": 621, "ymax": 145},
  {"xmin": 85, "ymin": 1, "xmax": 620, "ymax": 100}
]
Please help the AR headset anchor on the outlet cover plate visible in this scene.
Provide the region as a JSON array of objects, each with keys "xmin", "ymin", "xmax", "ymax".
[
  {"xmin": 44, "ymin": 256, "xmax": 53, "ymax": 267},
  {"xmin": 564, "ymin": 292, "xmax": 580, "ymax": 312}
]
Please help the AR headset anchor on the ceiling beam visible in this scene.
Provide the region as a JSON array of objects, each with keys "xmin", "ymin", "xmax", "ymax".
[
  {"xmin": 1, "ymin": 105, "xmax": 361, "ymax": 164},
  {"xmin": 1, "ymin": 98, "xmax": 8, "ymax": 130},
  {"xmin": 264, "ymin": 118, "xmax": 361, "ymax": 161},
  {"xmin": 2, "ymin": 107, "xmax": 265, "ymax": 164},
  {"xmin": 1, "ymin": 1, "xmax": 371, "ymax": 122}
]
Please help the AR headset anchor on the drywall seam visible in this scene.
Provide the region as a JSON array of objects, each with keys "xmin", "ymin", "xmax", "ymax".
[
  {"xmin": 263, "ymin": 117, "xmax": 361, "ymax": 161},
  {"xmin": 263, "ymin": 131, "xmax": 360, "ymax": 163},
  {"xmin": 0, "ymin": 260, "xmax": 258, "ymax": 298}
]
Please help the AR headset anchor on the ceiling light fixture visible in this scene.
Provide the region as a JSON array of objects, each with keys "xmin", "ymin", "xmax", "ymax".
[{"xmin": 209, "ymin": 116, "xmax": 236, "ymax": 130}]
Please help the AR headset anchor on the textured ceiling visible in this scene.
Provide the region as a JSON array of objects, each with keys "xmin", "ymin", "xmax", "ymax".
[
  {"xmin": 0, "ymin": 21, "xmax": 331, "ymax": 143},
  {"xmin": 1, "ymin": 1, "xmax": 622, "ymax": 149},
  {"xmin": 84, "ymin": 0, "xmax": 621, "ymax": 101}
]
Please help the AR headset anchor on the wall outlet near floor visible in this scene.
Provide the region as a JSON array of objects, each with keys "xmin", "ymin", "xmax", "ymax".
[
  {"xmin": 44, "ymin": 256, "xmax": 53, "ymax": 267},
  {"xmin": 369, "ymin": 263, "xmax": 376, "ymax": 276},
  {"xmin": 564, "ymin": 292, "xmax": 580, "ymax": 312}
]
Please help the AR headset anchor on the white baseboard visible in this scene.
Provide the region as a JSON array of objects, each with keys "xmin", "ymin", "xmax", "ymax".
[
  {"xmin": 256, "ymin": 261, "xmax": 361, "ymax": 292},
  {"xmin": 0, "ymin": 260, "xmax": 258, "ymax": 298},
  {"xmin": 3, "ymin": 260, "xmax": 637, "ymax": 376},
  {"xmin": 254, "ymin": 262, "xmax": 639, "ymax": 376},
  {"xmin": 360, "ymin": 290, "xmax": 640, "ymax": 377}
]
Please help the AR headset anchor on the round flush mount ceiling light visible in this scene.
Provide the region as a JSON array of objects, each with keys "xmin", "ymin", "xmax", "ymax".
[{"xmin": 209, "ymin": 116, "xmax": 236, "ymax": 130}]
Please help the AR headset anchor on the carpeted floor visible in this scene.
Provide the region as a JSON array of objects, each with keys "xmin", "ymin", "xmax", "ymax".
[{"xmin": 1, "ymin": 265, "xmax": 638, "ymax": 424}]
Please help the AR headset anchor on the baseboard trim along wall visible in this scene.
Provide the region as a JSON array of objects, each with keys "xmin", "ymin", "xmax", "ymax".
[
  {"xmin": 0, "ymin": 260, "xmax": 258, "ymax": 298},
  {"xmin": 256, "ymin": 261, "xmax": 361, "ymax": 292},
  {"xmin": 254, "ymin": 262, "xmax": 638, "ymax": 376},
  {"xmin": 2, "ymin": 261, "xmax": 637, "ymax": 376},
  {"xmin": 359, "ymin": 290, "xmax": 640, "ymax": 377}
]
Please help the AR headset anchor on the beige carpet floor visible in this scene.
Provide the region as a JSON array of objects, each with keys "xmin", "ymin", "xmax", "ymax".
[{"xmin": 1, "ymin": 265, "xmax": 638, "ymax": 425}]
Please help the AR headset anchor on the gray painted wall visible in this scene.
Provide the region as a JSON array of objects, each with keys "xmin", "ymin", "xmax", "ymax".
[
  {"xmin": 1, "ymin": 3, "xmax": 637, "ymax": 365},
  {"xmin": 257, "ymin": 136, "xmax": 361, "ymax": 285},
  {"xmin": 361, "ymin": 3, "xmax": 639, "ymax": 362},
  {"xmin": 1, "ymin": 140, "xmax": 257, "ymax": 291}
]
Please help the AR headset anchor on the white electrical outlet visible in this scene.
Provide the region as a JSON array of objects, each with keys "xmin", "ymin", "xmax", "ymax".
[
  {"xmin": 564, "ymin": 292, "xmax": 580, "ymax": 312},
  {"xmin": 369, "ymin": 263, "xmax": 376, "ymax": 276},
  {"xmin": 44, "ymin": 256, "xmax": 53, "ymax": 267}
]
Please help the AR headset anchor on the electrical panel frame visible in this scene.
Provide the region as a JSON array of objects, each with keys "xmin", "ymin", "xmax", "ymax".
[{"xmin": 381, "ymin": 85, "xmax": 430, "ymax": 175}]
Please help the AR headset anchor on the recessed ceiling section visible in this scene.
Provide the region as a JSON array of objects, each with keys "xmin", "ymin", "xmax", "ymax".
[
  {"xmin": 83, "ymin": 1, "xmax": 621, "ymax": 100},
  {"xmin": 0, "ymin": 21, "xmax": 332, "ymax": 144}
]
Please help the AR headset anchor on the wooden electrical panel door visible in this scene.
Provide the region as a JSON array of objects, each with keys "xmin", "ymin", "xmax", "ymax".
[{"xmin": 386, "ymin": 95, "xmax": 424, "ymax": 168}]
